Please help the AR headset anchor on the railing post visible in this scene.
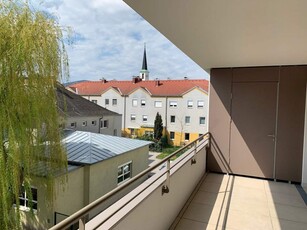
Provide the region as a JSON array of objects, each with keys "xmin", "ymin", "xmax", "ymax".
[
  {"xmin": 79, "ymin": 216, "xmax": 86, "ymax": 230},
  {"xmin": 162, "ymin": 159, "xmax": 170, "ymax": 195},
  {"xmin": 191, "ymin": 141, "xmax": 197, "ymax": 165}
]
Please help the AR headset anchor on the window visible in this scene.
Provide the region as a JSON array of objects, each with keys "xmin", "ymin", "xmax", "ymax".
[
  {"xmin": 82, "ymin": 121, "xmax": 87, "ymax": 126},
  {"xmin": 170, "ymin": 115, "xmax": 175, "ymax": 123},
  {"xmin": 92, "ymin": 120, "xmax": 97, "ymax": 126},
  {"xmin": 197, "ymin": 100, "xmax": 204, "ymax": 108},
  {"xmin": 100, "ymin": 120, "xmax": 108, "ymax": 128},
  {"xmin": 105, "ymin": 99, "xmax": 109, "ymax": 106},
  {"xmin": 18, "ymin": 186, "xmax": 38, "ymax": 211},
  {"xmin": 70, "ymin": 122, "xmax": 76, "ymax": 128},
  {"xmin": 141, "ymin": 99, "xmax": 146, "ymax": 107},
  {"xmin": 91, "ymin": 100, "xmax": 97, "ymax": 104},
  {"xmin": 169, "ymin": 101, "xmax": 178, "ymax": 108},
  {"xmin": 118, "ymin": 162, "xmax": 132, "ymax": 184},
  {"xmin": 113, "ymin": 129, "xmax": 117, "ymax": 136},
  {"xmin": 154, "ymin": 101, "xmax": 162, "ymax": 108},
  {"xmin": 185, "ymin": 133, "xmax": 190, "ymax": 141},
  {"xmin": 187, "ymin": 100, "xmax": 193, "ymax": 108},
  {"xmin": 170, "ymin": 131, "xmax": 175, "ymax": 140},
  {"xmin": 185, "ymin": 116, "xmax": 191, "ymax": 124},
  {"xmin": 199, "ymin": 117, "xmax": 206, "ymax": 125},
  {"xmin": 112, "ymin": 99, "xmax": 117, "ymax": 106},
  {"xmin": 142, "ymin": 115, "xmax": 148, "ymax": 122},
  {"xmin": 132, "ymin": 99, "xmax": 138, "ymax": 107},
  {"xmin": 131, "ymin": 114, "xmax": 136, "ymax": 121}
]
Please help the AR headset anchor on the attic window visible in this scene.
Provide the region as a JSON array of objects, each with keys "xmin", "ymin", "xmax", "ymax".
[
  {"xmin": 82, "ymin": 121, "xmax": 87, "ymax": 126},
  {"xmin": 169, "ymin": 101, "xmax": 177, "ymax": 108},
  {"xmin": 154, "ymin": 101, "xmax": 162, "ymax": 108},
  {"xmin": 92, "ymin": 120, "xmax": 96, "ymax": 126},
  {"xmin": 91, "ymin": 100, "xmax": 97, "ymax": 104},
  {"xmin": 70, "ymin": 122, "xmax": 76, "ymax": 128},
  {"xmin": 197, "ymin": 100, "xmax": 204, "ymax": 108},
  {"xmin": 141, "ymin": 99, "xmax": 146, "ymax": 107},
  {"xmin": 112, "ymin": 99, "xmax": 117, "ymax": 106},
  {"xmin": 187, "ymin": 100, "xmax": 193, "ymax": 108},
  {"xmin": 105, "ymin": 99, "xmax": 109, "ymax": 106},
  {"xmin": 132, "ymin": 99, "xmax": 138, "ymax": 107}
]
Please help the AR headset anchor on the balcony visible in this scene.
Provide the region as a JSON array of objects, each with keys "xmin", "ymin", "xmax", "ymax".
[{"xmin": 50, "ymin": 133, "xmax": 307, "ymax": 230}]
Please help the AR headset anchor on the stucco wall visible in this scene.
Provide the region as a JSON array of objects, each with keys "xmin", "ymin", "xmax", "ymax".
[
  {"xmin": 82, "ymin": 87, "xmax": 209, "ymax": 144},
  {"xmin": 65, "ymin": 115, "xmax": 122, "ymax": 136},
  {"xmin": 21, "ymin": 177, "xmax": 55, "ymax": 230},
  {"xmin": 51, "ymin": 167, "xmax": 85, "ymax": 227},
  {"xmin": 167, "ymin": 89, "xmax": 208, "ymax": 145},
  {"xmin": 88, "ymin": 145, "xmax": 149, "ymax": 216},
  {"xmin": 27, "ymin": 144, "xmax": 149, "ymax": 229},
  {"xmin": 91, "ymin": 141, "xmax": 208, "ymax": 230},
  {"xmin": 126, "ymin": 88, "xmax": 166, "ymax": 130}
]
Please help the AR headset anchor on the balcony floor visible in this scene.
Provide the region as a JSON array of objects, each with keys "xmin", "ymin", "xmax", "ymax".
[{"xmin": 173, "ymin": 173, "xmax": 307, "ymax": 230}]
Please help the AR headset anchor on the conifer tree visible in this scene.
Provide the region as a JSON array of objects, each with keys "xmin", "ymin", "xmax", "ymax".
[
  {"xmin": 154, "ymin": 112, "xmax": 163, "ymax": 140},
  {"xmin": 0, "ymin": 1, "xmax": 69, "ymax": 229}
]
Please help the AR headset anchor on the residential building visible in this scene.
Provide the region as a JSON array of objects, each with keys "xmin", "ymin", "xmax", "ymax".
[
  {"xmin": 57, "ymin": 85, "xmax": 122, "ymax": 136},
  {"xmin": 51, "ymin": 1, "xmax": 307, "ymax": 230},
  {"xmin": 21, "ymin": 131, "xmax": 151, "ymax": 229},
  {"xmin": 67, "ymin": 79, "xmax": 208, "ymax": 145}
]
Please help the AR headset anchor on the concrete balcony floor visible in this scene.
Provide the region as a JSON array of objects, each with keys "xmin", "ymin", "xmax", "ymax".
[{"xmin": 172, "ymin": 173, "xmax": 307, "ymax": 230}]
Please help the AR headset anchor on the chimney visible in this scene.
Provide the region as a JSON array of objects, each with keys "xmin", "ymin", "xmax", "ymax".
[
  {"xmin": 100, "ymin": 78, "xmax": 107, "ymax": 83},
  {"xmin": 155, "ymin": 78, "xmax": 160, "ymax": 87},
  {"xmin": 132, "ymin": 76, "xmax": 142, "ymax": 84}
]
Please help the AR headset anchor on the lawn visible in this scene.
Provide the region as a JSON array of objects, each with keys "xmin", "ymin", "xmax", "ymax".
[{"xmin": 156, "ymin": 146, "xmax": 181, "ymax": 160}]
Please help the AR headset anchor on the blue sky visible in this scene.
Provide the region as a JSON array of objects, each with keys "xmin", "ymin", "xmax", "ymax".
[{"xmin": 38, "ymin": 0, "xmax": 209, "ymax": 82}]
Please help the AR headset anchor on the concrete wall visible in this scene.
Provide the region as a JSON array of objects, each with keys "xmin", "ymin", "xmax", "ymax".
[{"xmin": 89, "ymin": 140, "xmax": 208, "ymax": 230}]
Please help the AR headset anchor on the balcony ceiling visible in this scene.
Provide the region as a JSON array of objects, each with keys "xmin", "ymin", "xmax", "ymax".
[{"xmin": 124, "ymin": 0, "xmax": 307, "ymax": 71}]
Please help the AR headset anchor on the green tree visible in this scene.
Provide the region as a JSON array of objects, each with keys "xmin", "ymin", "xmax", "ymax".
[
  {"xmin": 154, "ymin": 112, "xmax": 163, "ymax": 140},
  {"xmin": 0, "ymin": 1, "xmax": 69, "ymax": 229}
]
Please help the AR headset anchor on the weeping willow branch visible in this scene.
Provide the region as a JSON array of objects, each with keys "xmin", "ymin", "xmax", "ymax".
[{"xmin": 0, "ymin": 1, "xmax": 69, "ymax": 229}]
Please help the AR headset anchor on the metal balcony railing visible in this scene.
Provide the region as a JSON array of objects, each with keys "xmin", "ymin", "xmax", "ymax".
[{"xmin": 50, "ymin": 132, "xmax": 211, "ymax": 230}]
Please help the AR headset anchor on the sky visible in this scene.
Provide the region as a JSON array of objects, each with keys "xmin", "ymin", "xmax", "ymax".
[{"xmin": 37, "ymin": 0, "xmax": 209, "ymax": 82}]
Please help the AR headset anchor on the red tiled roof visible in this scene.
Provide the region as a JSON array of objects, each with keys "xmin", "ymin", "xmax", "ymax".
[{"xmin": 67, "ymin": 79, "xmax": 209, "ymax": 97}]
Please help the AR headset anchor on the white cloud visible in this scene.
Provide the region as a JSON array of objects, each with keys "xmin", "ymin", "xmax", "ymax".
[{"xmin": 37, "ymin": 0, "xmax": 209, "ymax": 82}]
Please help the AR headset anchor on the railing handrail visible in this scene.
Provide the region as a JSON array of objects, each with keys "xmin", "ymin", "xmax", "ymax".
[{"xmin": 49, "ymin": 132, "xmax": 211, "ymax": 230}]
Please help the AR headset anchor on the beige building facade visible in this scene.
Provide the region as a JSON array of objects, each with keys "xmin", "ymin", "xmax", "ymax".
[
  {"xmin": 21, "ymin": 131, "xmax": 151, "ymax": 229},
  {"xmin": 68, "ymin": 79, "xmax": 209, "ymax": 145}
]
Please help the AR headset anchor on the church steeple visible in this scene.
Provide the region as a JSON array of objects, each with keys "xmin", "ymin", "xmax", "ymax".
[{"xmin": 140, "ymin": 43, "xmax": 149, "ymax": 81}]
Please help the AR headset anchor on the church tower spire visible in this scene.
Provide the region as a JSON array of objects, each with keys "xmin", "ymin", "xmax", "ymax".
[{"xmin": 140, "ymin": 43, "xmax": 149, "ymax": 81}]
